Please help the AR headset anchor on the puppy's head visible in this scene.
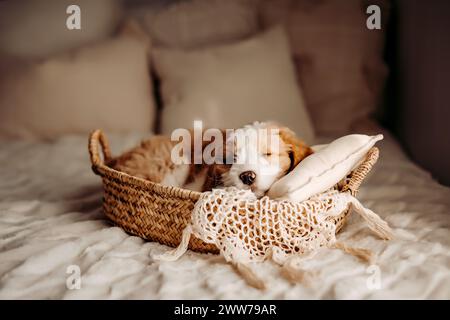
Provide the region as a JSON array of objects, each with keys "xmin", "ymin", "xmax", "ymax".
[{"xmin": 220, "ymin": 122, "xmax": 313, "ymax": 197}]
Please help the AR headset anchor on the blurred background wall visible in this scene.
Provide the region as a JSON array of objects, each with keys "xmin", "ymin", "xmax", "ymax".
[
  {"xmin": 123, "ymin": 0, "xmax": 450, "ymax": 185},
  {"xmin": 383, "ymin": 0, "xmax": 450, "ymax": 186},
  {"xmin": 1, "ymin": 0, "xmax": 449, "ymax": 185}
]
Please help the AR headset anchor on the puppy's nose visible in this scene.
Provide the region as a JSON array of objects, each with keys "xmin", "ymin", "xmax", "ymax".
[{"xmin": 239, "ymin": 171, "xmax": 256, "ymax": 185}]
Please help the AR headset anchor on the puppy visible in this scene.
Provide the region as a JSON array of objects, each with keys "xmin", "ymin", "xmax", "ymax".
[
  {"xmin": 201, "ymin": 122, "xmax": 313, "ymax": 197},
  {"xmin": 112, "ymin": 122, "xmax": 313, "ymax": 198}
]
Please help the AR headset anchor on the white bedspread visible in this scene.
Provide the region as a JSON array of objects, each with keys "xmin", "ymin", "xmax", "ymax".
[{"xmin": 1, "ymin": 130, "xmax": 449, "ymax": 299}]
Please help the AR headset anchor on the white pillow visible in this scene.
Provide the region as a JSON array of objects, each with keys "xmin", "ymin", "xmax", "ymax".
[
  {"xmin": 267, "ymin": 134, "xmax": 383, "ymax": 202},
  {"xmin": 154, "ymin": 26, "xmax": 315, "ymax": 143}
]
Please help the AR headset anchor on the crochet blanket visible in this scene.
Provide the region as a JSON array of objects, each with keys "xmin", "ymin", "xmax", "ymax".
[{"xmin": 156, "ymin": 187, "xmax": 393, "ymax": 288}]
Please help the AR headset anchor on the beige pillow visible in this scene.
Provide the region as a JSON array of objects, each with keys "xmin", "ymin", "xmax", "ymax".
[
  {"xmin": 129, "ymin": 0, "xmax": 259, "ymax": 49},
  {"xmin": 0, "ymin": 32, "xmax": 156, "ymax": 140},
  {"xmin": 260, "ymin": 0, "xmax": 389, "ymax": 135},
  {"xmin": 268, "ymin": 134, "xmax": 384, "ymax": 202},
  {"xmin": 0, "ymin": 0, "xmax": 122, "ymax": 58},
  {"xmin": 154, "ymin": 27, "xmax": 315, "ymax": 143}
]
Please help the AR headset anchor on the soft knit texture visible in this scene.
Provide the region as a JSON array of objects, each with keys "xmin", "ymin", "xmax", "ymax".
[{"xmin": 155, "ymin": 187, "xmax": 393, "ymax": 288}]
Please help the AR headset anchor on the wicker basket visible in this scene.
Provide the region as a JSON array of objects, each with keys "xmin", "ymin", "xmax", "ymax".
[{"xmin": 88, "ymin": 129, "xmax": 379, "ymax": 254}]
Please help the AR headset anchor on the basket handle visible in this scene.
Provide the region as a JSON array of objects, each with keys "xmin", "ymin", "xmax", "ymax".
[
  {"xmin": 88, "ymin": 129, "xmax": 112, "ymax": 167},
  {"xmin": 342, "ymin": 147, "xmax": 379, "ymax": 195}
]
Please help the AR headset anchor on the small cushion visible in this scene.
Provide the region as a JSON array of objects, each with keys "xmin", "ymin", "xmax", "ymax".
[{"xmin": 268, "ymin": 134, "xmax": 383, "ymax": 202}]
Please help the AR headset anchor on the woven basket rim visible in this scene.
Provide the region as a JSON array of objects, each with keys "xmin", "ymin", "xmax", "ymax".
[
  {"xmin": 89, "ymin": 130, "xmax": 202, "ymax": 201},
  {"xmin": 89, "ymin": 129, "xmax": 380, "ymax": 198},
  {"xmin": 95, "ymin": 164, "xmax": 202, "ymax": 201}
]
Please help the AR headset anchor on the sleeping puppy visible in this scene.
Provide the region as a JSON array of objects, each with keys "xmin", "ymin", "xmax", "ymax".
[
  {"xmin": 200, "ymin": 122, "xmax": 313, "ymax": 197},
  {"xmin": 112, "ymin": 121, "xmax": 313, "ymax": 198}
]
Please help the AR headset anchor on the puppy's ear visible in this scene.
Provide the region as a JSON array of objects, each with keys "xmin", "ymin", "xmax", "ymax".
[
  {"xmin": 202, "ymin": 163, "xmax": 230, "ymax": 191},
  {"xmin": 278, "ymin": 127, "xmax": 313, "ymax": 171}
]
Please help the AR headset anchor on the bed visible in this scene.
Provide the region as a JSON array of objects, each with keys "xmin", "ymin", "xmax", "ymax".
[{"xmin": 1, "ymin": 126, "xmax": 449, "ymax": 299}]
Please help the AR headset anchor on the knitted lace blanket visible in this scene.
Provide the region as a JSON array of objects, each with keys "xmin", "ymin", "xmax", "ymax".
[{"xmin": 157, "ymin": 187, "xmax": 393, "ymax": 267}]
